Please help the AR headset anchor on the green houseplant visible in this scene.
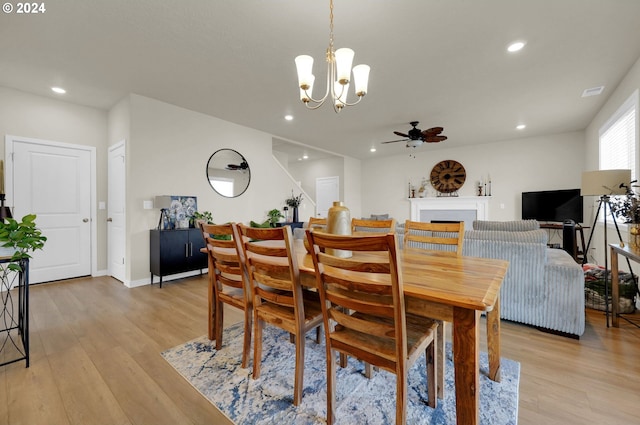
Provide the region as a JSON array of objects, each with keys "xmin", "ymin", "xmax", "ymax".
[
  {"xmin": 192, "ymin": 210, "xmax": 214, "ymax": 227},
  {"xmin": 267, "ymin": 208, "xmax": 284, "ymax": 227},
  {"xmin": 0, "ymin": 214, "xmax": 47, "ymax": 271}
]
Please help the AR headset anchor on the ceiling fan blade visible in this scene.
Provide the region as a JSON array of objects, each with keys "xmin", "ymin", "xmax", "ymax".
[
  {"xmin": 393, "ymin": 131, "xmax": 410, "ymax": 138},
  {"xmin": 424, "ymin": 135, "xmax": 448, "ymax": 143},
  {"xmin": 422, "ymin": 127, "xmax": 444, "ymax": 136},
  {"xmin": 381, "ymin": 138, "xmax": 409, "ymax": 144}
]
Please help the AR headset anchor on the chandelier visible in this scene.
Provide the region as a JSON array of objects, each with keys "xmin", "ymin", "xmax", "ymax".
[{"xmin": 294, "ymin": 0, "xmax": 370, "ymax": 112}]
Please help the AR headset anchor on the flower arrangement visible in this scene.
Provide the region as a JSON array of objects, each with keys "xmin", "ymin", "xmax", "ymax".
[
  {"xmin": 285, "ymin": 191, "xmax": 304, "ymax": 208},
  {"xmin": 610, "ymin": 181, "xmax": 640, "ymax": 223}
]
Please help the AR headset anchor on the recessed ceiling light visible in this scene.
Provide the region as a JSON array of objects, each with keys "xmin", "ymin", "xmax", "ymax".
[
  {"xmin": 284, "ymin": 114, "xmax": 293, "ymax": 121},
  {"xmin": 302, "ymin": 154, "xmax": 309, "ymax": 159},
  {"xmin": 516, "ymin": 124, "xmax": 526, "ymax": 130},
  {"xmin": 370, "ymin": 147, "xmax": 377, "ymax": 152},
  {"xmin": 51, "ymin": 87, "xmax": 66, "ymax": 94},
  {"xmin": 507, "ymin": 41, "xmax": 526, "ymax": 53}
]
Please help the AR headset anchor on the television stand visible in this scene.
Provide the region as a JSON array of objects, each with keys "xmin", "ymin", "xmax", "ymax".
[{"xmin": 539, "ymin": 222, "xmax": 588, "ymax": 263}]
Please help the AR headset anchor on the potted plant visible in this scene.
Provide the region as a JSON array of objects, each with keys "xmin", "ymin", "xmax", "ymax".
[
  {"xmin": 0, "ymin": 214, "xmax": 47, "ymax": 272},
  {"xmin": 192, "ymin": 210, "xmax": 213, "ymax": 227},
  {"xmin": 285, "ymin": 191, "xmax": 304, "ymax": 223},
  {"xmin": 267, "ymin": 208, "xmax": 284, "ymax": 227}
]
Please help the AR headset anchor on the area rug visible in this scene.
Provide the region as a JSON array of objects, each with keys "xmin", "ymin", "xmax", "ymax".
[{"xmin": 162, "ymin": 323, "xmax": 520, "ymax": 424}]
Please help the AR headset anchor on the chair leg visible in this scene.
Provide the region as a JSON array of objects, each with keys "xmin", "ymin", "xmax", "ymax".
[
  {"xmin": 215, "ymin": 300, "xmax": 224, "ymax": 351},
  {"xmin": 326, "ymin": 348, "xmax": 337, "ymax": 425},
  {"xmin": 396, "ymin": 369, "xmax": 408, "ymax": 425},
  {"xmin": 365, "ymin": 362, "xmax": 374, "ymax": 379},
  {"xmin": 252, "ymin": 318, "xmax": 263, "ymax": 379},
  {"xmin": 315, "ymin": 326, "xmax": 321, "ymax": 344},
  {"xmin": 241, "ymin": 306, "xmax": 252, "ymax": 369},
  {"xmin": 293, "ymin": 331, "xmax": 305, "ymax": 406},
  {"xmin": 339, "ymin": 353, "xmax": 347, "ymax": 368},
  {"xmin": 426, "ymin": 335, "xmax": 437, "ymax": 408},
  {"xmin": 437, "ymin": 321, "xmax": 445, "ymax": 399}
]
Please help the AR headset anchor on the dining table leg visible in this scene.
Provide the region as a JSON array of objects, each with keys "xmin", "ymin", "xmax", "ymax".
[
  {"xmin": 453, "ymin": 307, "xmax": 480, "ymax": 425},
  {"xmin": 437, "ymin": 321, "xmax": 445, "ymax": 399},
  {"xmin": 486, "ymin": 296, "xmax": 501, "ymax": 382}
]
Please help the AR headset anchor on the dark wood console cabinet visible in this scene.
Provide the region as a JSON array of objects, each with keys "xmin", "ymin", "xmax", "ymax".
[{"xmin": 150, "ymin": 228, "xmax": 207, "ymax": 287}]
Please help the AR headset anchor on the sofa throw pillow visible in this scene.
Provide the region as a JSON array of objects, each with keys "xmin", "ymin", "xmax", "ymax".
[
  {"xmin": 370, "ymin": 214, "xmax": 390, "ymax": 221},
  {"xmin": 473, "ymin": 220, "xmax": 539, "ymax": 231},
  {"xmin": 250, "ymin": 220, "xmax": 271, "ymax": 228}
]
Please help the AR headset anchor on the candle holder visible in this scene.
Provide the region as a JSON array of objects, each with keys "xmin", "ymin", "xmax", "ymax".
[
  {"xmin": 0, "ymin": 194, "xmax": 12, "ymax": 221},
  {"xmin": 477, "ymin": 185, "xmax": 483, "ymax": 196}
]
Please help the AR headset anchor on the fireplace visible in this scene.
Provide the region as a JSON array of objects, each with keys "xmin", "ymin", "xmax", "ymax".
[{"xmin": 409, "ymin": 197, "xmax": 489, "ymax": 230}]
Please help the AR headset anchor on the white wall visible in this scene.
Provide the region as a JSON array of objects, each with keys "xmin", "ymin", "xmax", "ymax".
[
  {"xmin": 361, "ymin": 131, "xmax": 585, "ymax": 226},
  {"xmin": 124, "ymin": 94, "xmax": 319, "ymax": 283},
  {"xmin": 288, "ymin": 156, "xmax": 345, "ymax": 207},
  {"xmin": 0, "ymin": 86, "xmax": 109, "ymax": 270},
  {"xmin": 584, "ymin": 56, "xmax": 640, "ymax": 268}
]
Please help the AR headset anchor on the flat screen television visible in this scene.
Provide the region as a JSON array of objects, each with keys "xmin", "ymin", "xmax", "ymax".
[{"xmin": 521, "ymin": 189, "xmax": 583, "ymax": 223}]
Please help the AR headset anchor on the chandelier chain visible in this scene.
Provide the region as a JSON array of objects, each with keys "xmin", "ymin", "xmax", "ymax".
[{"xmin": 328, "ymin": 0, "xmax": 334, "ymax": 61}]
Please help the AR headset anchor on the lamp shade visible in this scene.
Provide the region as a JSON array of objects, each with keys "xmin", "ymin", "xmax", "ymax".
[
  {"xmin": 352, "ymin": 64, "xmax": 370, "ymax": 96},
  {"xmin": 294, "ymin": 55, "xmax": 314, "ymax": 89},
  {"xmin": 334, "ymin": 48, "xmax": 354, "ymax": 84},
  {"xmin": 581, "ymin": 169, "xmax": 631, "ymax": 196},
  {"xmin": 154, "ymin": 195, "xmax": 172, "ymax": 209}
]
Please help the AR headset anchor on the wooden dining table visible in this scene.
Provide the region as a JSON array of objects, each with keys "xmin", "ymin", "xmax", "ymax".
[
  {"xmin": 205, "ymin": 236, "xmax": 508, "ymax": 425},
  {"xmin": 292, "ymin": 238, "xmax": 509, "ymax": 425}
]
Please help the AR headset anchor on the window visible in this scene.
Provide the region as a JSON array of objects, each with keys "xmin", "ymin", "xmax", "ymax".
[{"xmin": 599, "ymin": 90, "xmax": 638, "ymax": 181}]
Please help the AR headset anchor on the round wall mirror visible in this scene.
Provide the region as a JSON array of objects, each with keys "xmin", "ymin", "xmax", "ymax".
[{"xmin": 206, "ymin": 149, "xmax": 251, "ymax": 197}]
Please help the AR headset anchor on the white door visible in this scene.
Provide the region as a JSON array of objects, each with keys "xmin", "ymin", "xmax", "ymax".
[
  {"xmin": 7, "ymin": 137, "xmax": 92, "ymax": 284},
  {"xmin": 108, "ymin": 141, "xmax": 126, "ymax": 283},
  {"xmin": 316, "ymin": 176, "xmax": 340, "ymax": 217}
]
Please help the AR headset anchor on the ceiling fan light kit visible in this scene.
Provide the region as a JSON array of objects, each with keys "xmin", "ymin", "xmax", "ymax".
[{"xmin": 294, "ymin": 0, "xmax": 370, "ymax": 112}]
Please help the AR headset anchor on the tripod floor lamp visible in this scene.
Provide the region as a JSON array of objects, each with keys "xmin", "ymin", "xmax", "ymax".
[{"xmin": 581, "ymin": 169, "xmax": 632, "ymax": 327}]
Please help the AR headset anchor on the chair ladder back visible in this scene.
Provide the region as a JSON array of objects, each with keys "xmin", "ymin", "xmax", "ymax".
[
  {"xmin": 403, "ymin": 220, "xmax": 464, "ymax": 255},
  {"xmin": 351, "ymin": 218, "xmax": 397, "ymax": 233}
]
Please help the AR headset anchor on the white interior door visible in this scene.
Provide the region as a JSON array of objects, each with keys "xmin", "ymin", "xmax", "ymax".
[
  {"xmin": 7, "ymin": 137, "xmax": 92, "ymax": 284},
  {"xmin": 108, "ymin": 141, "xmax": 126, "ymax": 283},
  {"xmin": 316, "ymin": 176, "xmax": 340, "ymax": 217}
]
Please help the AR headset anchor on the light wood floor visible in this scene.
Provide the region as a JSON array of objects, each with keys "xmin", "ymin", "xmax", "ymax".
[{"xmin": 1, "ymin": 275, "xmax": 639, "ymax": 425}]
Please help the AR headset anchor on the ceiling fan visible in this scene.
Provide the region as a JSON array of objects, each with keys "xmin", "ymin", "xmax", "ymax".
[
  {"xmin": 225, "ymin": 160, "xmax": 249, "ymax": 171},
  {"xmin": 382, "ymin": 121, "xmax": 447, "ymax": 148}
]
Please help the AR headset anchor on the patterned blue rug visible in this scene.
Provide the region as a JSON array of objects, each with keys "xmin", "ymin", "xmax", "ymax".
[{"xmin": 162, "ymin": 323, "xmax": 519, "ymax": 424}]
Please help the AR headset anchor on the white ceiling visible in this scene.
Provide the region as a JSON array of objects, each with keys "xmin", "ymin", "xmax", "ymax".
[{"xmin": 1, "ymin": 0, "xmax": 640, "ymax": 160}]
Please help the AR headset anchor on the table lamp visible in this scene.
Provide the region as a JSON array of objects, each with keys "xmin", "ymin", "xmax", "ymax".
[
  {"xmin": 581, "ymin": 168, "xmax": 631, "ymax": 327},
  {"xmin": 155, "ymin": 195, "xmax": 172, "ymax": 230}
]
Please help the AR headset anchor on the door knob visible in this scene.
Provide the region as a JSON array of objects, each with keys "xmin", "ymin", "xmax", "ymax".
[
  {"xmin": 107, "ymin": 218, "xmax": 113, "ymax": 222},
  {"xmin": 83, "ymin": 218, "xmax": 89, "ymax": 223}
]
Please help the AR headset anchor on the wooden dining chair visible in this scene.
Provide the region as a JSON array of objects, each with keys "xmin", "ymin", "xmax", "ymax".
[
  {"xmin": 351, "ymin": 218, "xmax": 396, "ymax": 234},
  {"xmin": 235, "ymin": 224, "xmax": 323, "ymax": 406},
  {"xmin": 403, "ymin": 219, "xmax": 464, "ymax": 398},
  {"xmin": 306, "ymin": 230, "xmax": 439, "ymax": 425},
  {"xmin": 200, "ymin": 223, "xmax": 252, "ymax": 368},
  {"xmin": 307, "ymin": 216, "xmax": 327, "ymax": 230},
  {"xmin": 403, "ymin": 220, "xmax": 465, "ymax": 254}
]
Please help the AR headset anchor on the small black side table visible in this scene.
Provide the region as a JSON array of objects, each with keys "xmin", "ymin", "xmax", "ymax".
[
  {"xmin": 275, "ymin": 222, "xmax": 305, "ymax": 230},
  {"xmin": 0, "ymin": 258, "xmax": 29, "ymax": 368}
]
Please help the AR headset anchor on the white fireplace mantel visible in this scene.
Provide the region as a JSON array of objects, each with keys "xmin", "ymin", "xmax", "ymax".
[{"xmin": 409, "ymin": 196, "xmax": 489, "ymax": 229}]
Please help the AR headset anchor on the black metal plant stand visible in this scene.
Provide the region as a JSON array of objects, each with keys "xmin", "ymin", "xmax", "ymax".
[{"xmin": 0, "ymin": 258, "xmax": 29, "ymax": 368}]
